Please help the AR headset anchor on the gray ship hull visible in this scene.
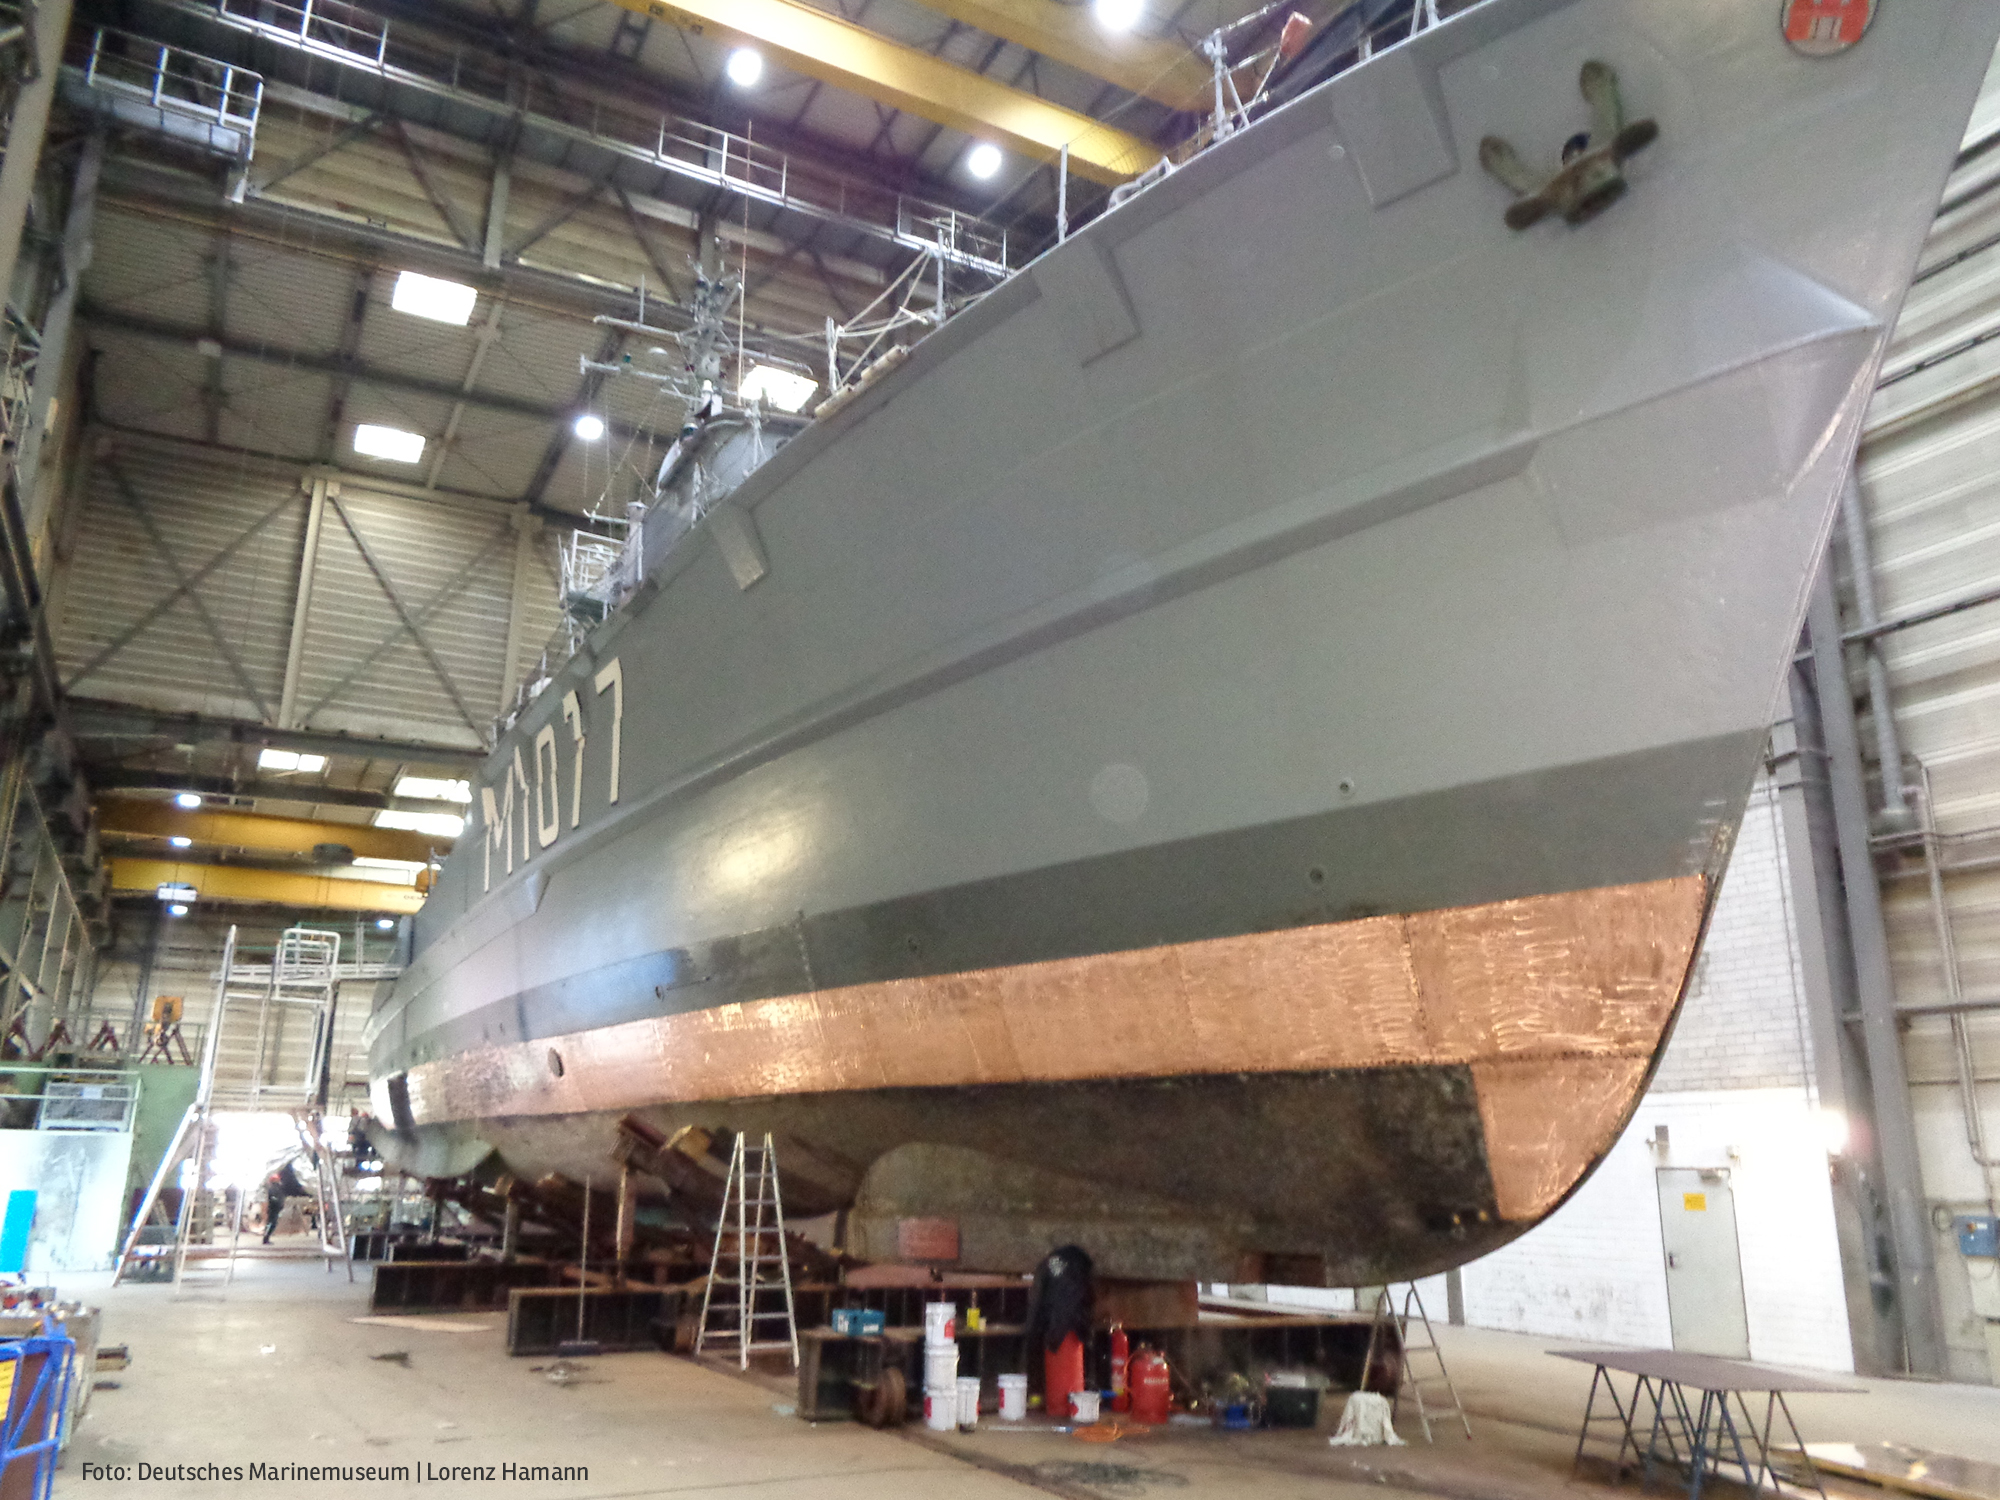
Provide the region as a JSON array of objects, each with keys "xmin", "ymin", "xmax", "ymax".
[{"xmin": 366, "ymin": 0, "xmax": 2000, "ymax": 1282}]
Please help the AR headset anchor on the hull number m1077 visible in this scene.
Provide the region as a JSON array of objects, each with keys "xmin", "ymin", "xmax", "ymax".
[{"xmin": 481, "ymin": 657, "xmax": 622, "ymax": 892}]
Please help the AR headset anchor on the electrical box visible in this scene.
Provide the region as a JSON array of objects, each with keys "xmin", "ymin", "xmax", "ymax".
[{"xmin": 1956, "ymin": 1215, "xmax": 1998, "ymax": 1259}]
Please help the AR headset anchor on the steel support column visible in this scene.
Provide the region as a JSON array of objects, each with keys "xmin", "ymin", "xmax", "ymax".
[
  {"xmin": 1777, "ymin": 665, "xmax": 1903, "ymax": 1374},
  {"xmin": 0, "ymin": 0, "xmax": 74, "ymax": 309},
  {"xmin": 17, "ymin": 132, "xmax": 104, "ymax": 538},
  {"xmin": 278, "ymin": 475, "xmax": 328, "ymax": 728},
  {"xmin": 497, "ymin": 505, "xmax": 538, "ymax": 714},
  {"xmin": 1839, "ymin": 475, "xmax": 1912, "ymax": 827},
  {"xmin": 482, "ymin": 145, "xmax": 513, "ymax": 270},
  {"xmin": 1805, "ymin": 563, "xmax": 1947, "ymax": 1375}
]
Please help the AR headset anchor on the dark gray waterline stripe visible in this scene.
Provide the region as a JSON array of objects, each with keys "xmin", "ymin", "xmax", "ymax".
[{"xmin": 375, "ymin": 727, "xmax": 1757, "ymax": 1076}]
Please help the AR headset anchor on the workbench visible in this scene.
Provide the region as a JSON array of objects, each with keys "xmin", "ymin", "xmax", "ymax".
[{"xmin": 1555, "ymin": 1348, "xmax": 1859, "ymax": 1500}]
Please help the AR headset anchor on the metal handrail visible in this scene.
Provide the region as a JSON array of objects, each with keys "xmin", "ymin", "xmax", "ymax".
[
  {"xmin": 82, "ymin": 25, "xmax": 263, "ymax": 133},
  {"xmin": 201, "ymin": 0, "xmax": 1007, "ymax": 273},
  {"xmin": 0, "ymin": 1062, "xmax": 141, "ymax": 1132}
]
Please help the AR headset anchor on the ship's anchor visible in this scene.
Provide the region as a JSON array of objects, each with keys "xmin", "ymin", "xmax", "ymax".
[{"xmin": 1479, "ymin": 61, "xmax": 1658, "ymax": 230}]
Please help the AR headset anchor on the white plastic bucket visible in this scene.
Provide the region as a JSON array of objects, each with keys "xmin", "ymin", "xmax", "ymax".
[
  {"xmin": 924, "ymin": 1386, "xmax": 956, "ymax": 1432},
  {"xmin": 956, "ymin": 1375, "xmax": 981, "ymax": 1431},
  {"xmin": 925, "ymin": 1345, "xmax": 959, "ymax": 1391},
  {"xmin": 1070, "ymin": 1389, "xmax": 1101, "ymax": 1424},
  {"xmin": 924, "ymin": 1301, "xmax": 956, "ymax": 1346},
  {"xmin": 997, "ymin": 1374, "xmax": 1028, "ymax": 1421}
]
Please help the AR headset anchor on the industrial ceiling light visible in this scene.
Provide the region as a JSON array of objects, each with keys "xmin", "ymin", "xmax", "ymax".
[
  {"xmin": 376, "ymin": 917, "xmax": 396, "ymax": 931},
  {"xmin": 173, "ymin": 792, "xmax": 202, "ymax": 809},
  {"xmin": 258, "ymin": 747, "xmax": 326, "ymax": 772},
  {"xmin": 393, "ymin": 775, "xmax": 472, "ymax": 804},
  {"xmin": 169, "ymin": 835, "xmax": 192, "ymax": 849},
  {"xmin": 1093, "ymin": 0, "xmax": 1144, "ymax": 31},
  {"xmin": 353, "ymin": 423, "xmax": 426, "ymax": 463},
  {"xmin": 725, "ymin": 47, "xmax": 763, "ymax": 87},
  {"xmin": 967, "ymin": 142, "xmax": 1003, "ymax": 180},
  {"xmin": 169, "ymin": 903, "xmax": 189, "ymax": 917},
  {"xmin": 390, "ymin": 269, "xmax": 477, "ymax": 326},
  {"xmin": 738, "ymin": 364, "xmax": 817, "ymax": 413},
  {"xmin": 374, "ymin": 808, "xmax": 466, "ymax": 839},
  {"xmin": 573, "ymin": 413, "xmax": 605, "ymax": 441}
]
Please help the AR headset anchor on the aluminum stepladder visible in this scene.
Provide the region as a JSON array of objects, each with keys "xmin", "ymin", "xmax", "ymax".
[
  {"xmin": 694, "ymin": 1133, "xmax": 799, "ymax": 1368},
  {"xmin": 111, "ymin": 928, "xmax": 237, "ymax": 1289},
  {"xmin": 112, "ymin": 926, "xmax": 356, "ymax": 1286},
  {"xmin": 1361, "ymin": 1283, "xmax": 1472, "ymax": 1442},
  {"xmin": 289, "ymin": 1108, "xmax": 355, "ymax": 1281}
]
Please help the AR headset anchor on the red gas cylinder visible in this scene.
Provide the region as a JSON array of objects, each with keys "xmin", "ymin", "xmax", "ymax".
[
  {"xmin": 1109, "ymin": 1326, "xmax": 1131, "ymax": 1413},
  {"xmin": 1129, "ymin": 1346, "xmax": 1172, "ymax": 1425},
  {"xmin": 1044, "ymin": 1333, "xmax": 1085, "ymax": 1423}
]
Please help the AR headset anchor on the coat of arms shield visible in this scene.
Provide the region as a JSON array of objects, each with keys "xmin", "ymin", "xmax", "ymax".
[{"xmin": 1781, "ymin": 0, "xmax": 1876, "ymax": 55}]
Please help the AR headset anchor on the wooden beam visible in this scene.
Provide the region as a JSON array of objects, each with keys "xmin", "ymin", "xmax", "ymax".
[{"xmin": 621, "ymin": 0, "xmax": 1158, "ymax": 183}]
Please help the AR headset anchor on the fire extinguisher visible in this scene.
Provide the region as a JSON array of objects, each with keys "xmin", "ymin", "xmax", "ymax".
[
  {"xmin": 1109, "ymin": 1325, "xmax": 1130, "ymax": 1413},
  {"xmin": 1130, "ymin": 1346, "xmax": 1172, "ymax": 1425}
]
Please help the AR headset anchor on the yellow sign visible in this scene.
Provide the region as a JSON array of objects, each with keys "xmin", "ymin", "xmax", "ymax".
[{"xmin": 1683, "ymin": 1193, "xmax": 1707, "ymax": 1212}]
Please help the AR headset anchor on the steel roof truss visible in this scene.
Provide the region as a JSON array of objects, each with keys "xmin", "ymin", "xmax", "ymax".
[
  {"xmin": 255, "ymin": 110, "xmax": 385, "ymax": 195},
  {"xmin": 505, "ymin": 158, "xmax": 619, "ymax": 263},
  {"xmin": 391, "ymin": 116, "xmax": 480, "ymax": 251}
]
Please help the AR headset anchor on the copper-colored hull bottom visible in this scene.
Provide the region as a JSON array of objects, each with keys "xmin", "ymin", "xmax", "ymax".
[{"xmin": 403, "ymin": 873, "xmax": 1705, "ymax": 1231}]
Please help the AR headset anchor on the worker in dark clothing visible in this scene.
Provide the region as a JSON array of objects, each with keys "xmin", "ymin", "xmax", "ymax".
[
  {"xmin": 1025, "ymin": 1245, "xmax": 1094, "ymax": 1420},
  {"xmin": 262, "ymin": 1159, "xmax": 307, "ymax": 1244},
  {"xmin": 348, "ymin": 1112, "xmax": 381, "ymax": 1173}
]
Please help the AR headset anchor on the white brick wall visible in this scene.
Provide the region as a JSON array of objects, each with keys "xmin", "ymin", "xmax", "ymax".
[
  {"xmin": 1651, "ymin": 777, "xmax": 1817, "ymax": 1096},
  {"xmin": 1452, "ymin": 775, "xmax": 1852, "ymax": 1369},
  {"xmin": 1253, "ymin": 774, "xmax": 1854, "ymax": 1369},
  {"xmin": 1459, "ymin": 1088, "xmax": 1853, "ymax": 1370}
]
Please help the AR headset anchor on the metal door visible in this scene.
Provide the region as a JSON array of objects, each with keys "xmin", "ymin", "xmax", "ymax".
[{"xmin": 1656, "ymin": 1167, "xmax": 1751, "ymax": 1358}]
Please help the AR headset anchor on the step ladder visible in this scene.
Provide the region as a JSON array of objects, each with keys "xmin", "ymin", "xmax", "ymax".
[
  {"xmin": 694, "ymin": 1133, "xmax": 798, "ymax": 1369},
  {"xmin": 111, "ymin": 1038, "xmax": 248, "ymax": 1289},
  {"xmin": 111, "ymin": 925, "xmax": 355, "ymax": 1287},
  {"xmin": 1361, "ymin": 1283, "xmax": 1471, "ymax": 1442},
  {"xmin": 290, "ymin": 1110, "xmax": 356, "ymax": 1279}
]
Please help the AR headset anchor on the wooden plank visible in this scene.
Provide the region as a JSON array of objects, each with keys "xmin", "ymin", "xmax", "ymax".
[{"xmin": 1799, "ymin": 1444, "xmax": 2000, "ymax": 1500}]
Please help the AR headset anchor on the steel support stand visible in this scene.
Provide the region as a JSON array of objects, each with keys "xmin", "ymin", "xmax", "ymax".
[
  {"xmin": 1806, "ymin": 567, "xmax": 1948, "ymax": 1374},
  {"xmin": 0, "ymin": 0, "xmax": 72, "ymax": 308}
]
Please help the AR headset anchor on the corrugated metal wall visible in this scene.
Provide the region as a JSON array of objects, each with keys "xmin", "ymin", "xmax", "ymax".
[
  {"xmin": 52, "ymin": 432, "xmax": 565, "ymax": 751},
  {"xmin": 1851, "ymin": 47, "xmax": 2000, "ymax": 1380},
  {"xmin": 295, "ymin": 485, "xmax": 516, "ymax": 746},
  {"xmin": 55, "ymin": 439, "xmax": 306, "ymax": 724}
]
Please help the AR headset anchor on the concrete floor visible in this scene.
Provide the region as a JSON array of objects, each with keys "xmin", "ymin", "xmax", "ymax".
[{"xmin": 55, "ymin": 1261, "xmax": 2000, "ymax": 1500}]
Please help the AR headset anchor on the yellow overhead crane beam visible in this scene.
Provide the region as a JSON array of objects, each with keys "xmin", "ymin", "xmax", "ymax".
[
  {"xmin": 899, "ymin": 0, "xmax": 1211, "ymax": 112},
  {"xmin": 108, "ymin": 859, "xmax": 426, "ymax": 914},
  {"xmin": 623, "ymin": 0, "xmax": 1161, "ymax": 183},
  {"xmin": 97, "ymin": 796, "xmax": 450, "ymax": 865}
]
